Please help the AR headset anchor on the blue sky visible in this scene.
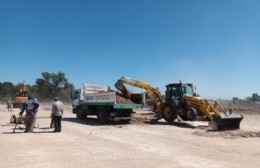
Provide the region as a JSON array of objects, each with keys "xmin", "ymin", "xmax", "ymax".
[{"xmin": 0, "ymin": 0, "xmax": 259, "ymax": 99}]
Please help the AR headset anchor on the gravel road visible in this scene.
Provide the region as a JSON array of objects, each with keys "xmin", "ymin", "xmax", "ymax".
[{"xmin": 0, "ymin": 104, "xmax": 260, "ymax": 168}]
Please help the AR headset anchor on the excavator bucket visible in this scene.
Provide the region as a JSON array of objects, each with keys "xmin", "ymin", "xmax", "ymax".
[
  {"xmin": 209, "ymin": 114, "xmax": 244, "ymax": 130},
  {"xmin": 115, "ymin": 80, "xmax": 125, "ymax": 92}
]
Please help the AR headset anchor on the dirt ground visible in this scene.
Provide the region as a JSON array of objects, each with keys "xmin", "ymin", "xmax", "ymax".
[{"xmin": 0, "ymin": 103, "xmax": 260, "ymax": 168}]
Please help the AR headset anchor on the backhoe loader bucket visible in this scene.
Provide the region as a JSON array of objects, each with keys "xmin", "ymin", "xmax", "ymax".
[{"xmin": 209, "ymin": 114, "xmax": 244, "ymax": 130}]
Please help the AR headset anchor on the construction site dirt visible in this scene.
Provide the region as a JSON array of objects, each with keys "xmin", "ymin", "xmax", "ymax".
[
  {"xmin": 0, "ymin": 103, "xmax": 260, "ymax": 168},
  {"xmin": 116, "ymin": 94, "xmax": 133, "ymax": 104}
]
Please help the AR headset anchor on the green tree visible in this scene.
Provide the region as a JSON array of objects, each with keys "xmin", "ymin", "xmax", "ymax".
[
  {"xmin": 232, "ymin": 97, "xmax": 239, "ymax": 104},
  {"xmin": 35, "ymin": 71, "xmax": 74, "ymax": 100},
  {"xmin": 0, "ymin": 82, "xmax": 15, "ymax": 98},
  {"xmin": 251, "ymin": 93, "xmax": 260, "ymax": 102}
]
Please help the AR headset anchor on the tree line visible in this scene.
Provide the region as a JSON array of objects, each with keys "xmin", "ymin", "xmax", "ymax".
[
  {"xmin": 232, "ymin": 93, "xmax": 260, "ymax": 103},
  {"xmin": 0, "ymin": 71, "xmax": 74, "ymax": 102},
  {"xmin": 0, "ymin": 72, "xmax": 259, "ymax": 103}
]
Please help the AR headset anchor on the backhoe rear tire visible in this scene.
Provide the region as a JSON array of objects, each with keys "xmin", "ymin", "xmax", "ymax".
[{"xmin": 162, "ymin": 104, "xmax": 177, "ymax": 123}]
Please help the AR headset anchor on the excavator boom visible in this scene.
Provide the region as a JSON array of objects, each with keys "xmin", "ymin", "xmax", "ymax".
[{"xmin": 115, "ymin": 76, "xmax": 164, "ymax": 116}]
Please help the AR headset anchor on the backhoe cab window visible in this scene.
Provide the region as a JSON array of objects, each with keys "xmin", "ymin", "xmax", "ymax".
[
  {"xmin": 182, "ymin": 85, "xmax": 193, "ymax": 96},
  {"xmin": 166, "ymin": 85, "xmax": 181, "ymax": 105},
  {"xmin": 166, "ymin": 85, "xmax": 179, "ymax": 97}
]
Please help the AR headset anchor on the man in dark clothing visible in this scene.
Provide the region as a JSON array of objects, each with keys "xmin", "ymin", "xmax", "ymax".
[
  {"xmin": 51, "ymin": 97, "xmax": 64, "ymax": 132},
  {"xmin": 19, "ymin": 97, "xmax": 39, "ymax": 133}
]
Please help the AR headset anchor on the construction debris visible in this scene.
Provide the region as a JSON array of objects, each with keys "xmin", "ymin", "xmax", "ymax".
[{"xmin": 116, "ymin": 94, "xmax": 133, "ymax": 104}]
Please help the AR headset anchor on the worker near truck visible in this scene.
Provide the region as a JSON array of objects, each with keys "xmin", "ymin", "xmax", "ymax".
[
  {"xmin": 51, "ymin": 97, "xmax": 64, "ymax": 133},
  {"xmin": 19, "ymin": 97, "xmax": 39, "ymax": 133}
]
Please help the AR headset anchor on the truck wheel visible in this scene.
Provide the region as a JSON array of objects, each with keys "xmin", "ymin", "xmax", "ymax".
[
  {"xmin": 97, "ymin": 107, "xmax": 109, "ymax": 123},
  {"xmin": 76, "ymin": 108, "xmax": 87, "ymax": 119},
  {"xmin": 162, "ymin": 104, "xmax": 177, "ymax": 122},
  {"xmin": 122, "ymin": 109, "xmax": 133, "ymax": 123}
]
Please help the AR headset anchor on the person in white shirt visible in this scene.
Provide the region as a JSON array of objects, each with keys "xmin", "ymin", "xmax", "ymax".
[{"xmin": 51, "ymin": 97, "xmax": 64, "ymax": 133}]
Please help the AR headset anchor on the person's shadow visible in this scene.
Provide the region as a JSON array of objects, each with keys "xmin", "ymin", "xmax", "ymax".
[
  {"xmin": 62, "ymin": 117, "xmax": 130, "ymax": 126},
  {"xmin": 1, "ymin": 123, "xmax": 55, "ymax": 134}
]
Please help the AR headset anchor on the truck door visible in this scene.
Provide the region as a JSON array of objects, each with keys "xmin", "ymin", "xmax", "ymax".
[{"xmin": 72, "ymin": 89, "xmax": 81, "ymax": 106}]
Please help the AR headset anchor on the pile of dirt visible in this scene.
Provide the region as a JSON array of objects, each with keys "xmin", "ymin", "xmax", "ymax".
[
  {"xmin": 192, "ymin": 130, "xmax": 260, "ymax": 139},
  {"xmin": 116, "ymin": 95, "xmax": 133, "ymax": 104}
]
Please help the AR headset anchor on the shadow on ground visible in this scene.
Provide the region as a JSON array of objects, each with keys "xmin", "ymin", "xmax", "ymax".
[
  {"xmin": 62, "ymin": 117, "xmax": 130, "ymax": 126},
  {"xmin": 145, "ymin": 120, "xmax": 210, "ymax": 130},
  {"xmin": 2, "ymin": 132, "xmax": 24, "ymax": 134},
  {"xmin": 2, "ymin": 131, "xmax": 55, "ymax": 134},
  {"xmin": 62, "ymin": 117, "xmax": 210, "ymax": 130},
  {"xmin": 2, "ymin": 124, "xmax": 55, "ymax": 134},
  {"xmin": 33, "ymin": 131, "xmax": 56, "ymax": 134}
]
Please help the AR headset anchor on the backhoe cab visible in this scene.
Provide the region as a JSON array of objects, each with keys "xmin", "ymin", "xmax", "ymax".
[{"xmin": 163, "ymin": 82, "xmax": 198, "ymax": 121}]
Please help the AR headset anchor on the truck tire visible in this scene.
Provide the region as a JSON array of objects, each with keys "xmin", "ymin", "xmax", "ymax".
[
  {"xmin": 76, "ymin": 108, "xmax": 87, "ymax": 119},
  {"xmin": 162, "ymin": 104, "xmax": 177, "ymax": 123},
  {"xmin": 97, "ymin": 107, "xmax": 110, "ymax": 123},
  {"xmin": 121, "ymin": 109, "xmax": 133, "ymax": 124}
]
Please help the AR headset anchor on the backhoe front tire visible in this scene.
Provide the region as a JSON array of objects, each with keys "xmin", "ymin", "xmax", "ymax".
[
  {"xmin": 182, "ymin": 108, "xmax": 198, "ymax": 121},
  {"xmin": 187, "ymin": 108, "xmax": 198, "ymax": 121},
  {"xmin": 162, "ymin": 104, "xmax": 177, "ymax": 123}
]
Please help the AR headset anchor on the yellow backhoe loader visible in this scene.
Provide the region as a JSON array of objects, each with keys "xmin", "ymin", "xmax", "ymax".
[
  {"xmin": 13, "ymin": 81, "xmax": 31, "ymax": 108},
  {"xmin": 115, "ymin": 76, "xmax": 243, "ymax": 130}
]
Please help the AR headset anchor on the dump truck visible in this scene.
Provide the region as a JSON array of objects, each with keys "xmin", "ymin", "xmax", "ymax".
[
  {"xmin": 72, "ymin": 84, "xmax": 143, "ymax": 123},
  {"xmin": 115, "ymin": 76, "xmax": 243, "ymax": 130}
]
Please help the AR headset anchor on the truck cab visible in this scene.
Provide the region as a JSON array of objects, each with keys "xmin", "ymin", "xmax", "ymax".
[{"xmin": 71, "ymin": 88, "xmax": 84, "ymax": 114}]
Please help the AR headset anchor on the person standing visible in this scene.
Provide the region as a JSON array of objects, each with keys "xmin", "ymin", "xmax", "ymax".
[
  {"xmin": 7, "ymin": 98, "xmax": 13, "ymax": 112},
  {"xmin": 19, "ymin": 97, "xmax": 39, "ymax": 133},
  {"xmin": 51, "ymin": 97, "xmax": 64, "ymax": 133}
]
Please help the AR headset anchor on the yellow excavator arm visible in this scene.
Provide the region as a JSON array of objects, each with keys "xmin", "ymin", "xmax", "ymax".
[{"xmin": 115, "ymin": 76, "xmax": 164, "ymax": 113}]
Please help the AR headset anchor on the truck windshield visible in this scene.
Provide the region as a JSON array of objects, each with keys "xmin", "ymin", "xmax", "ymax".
[
  {"xmin": 73, "ymin": 90, "xmax": 80, "ymax": 100},
  {"xmin": 182, "ymin": 84, "xmax": 193, "ymax": 96}
]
